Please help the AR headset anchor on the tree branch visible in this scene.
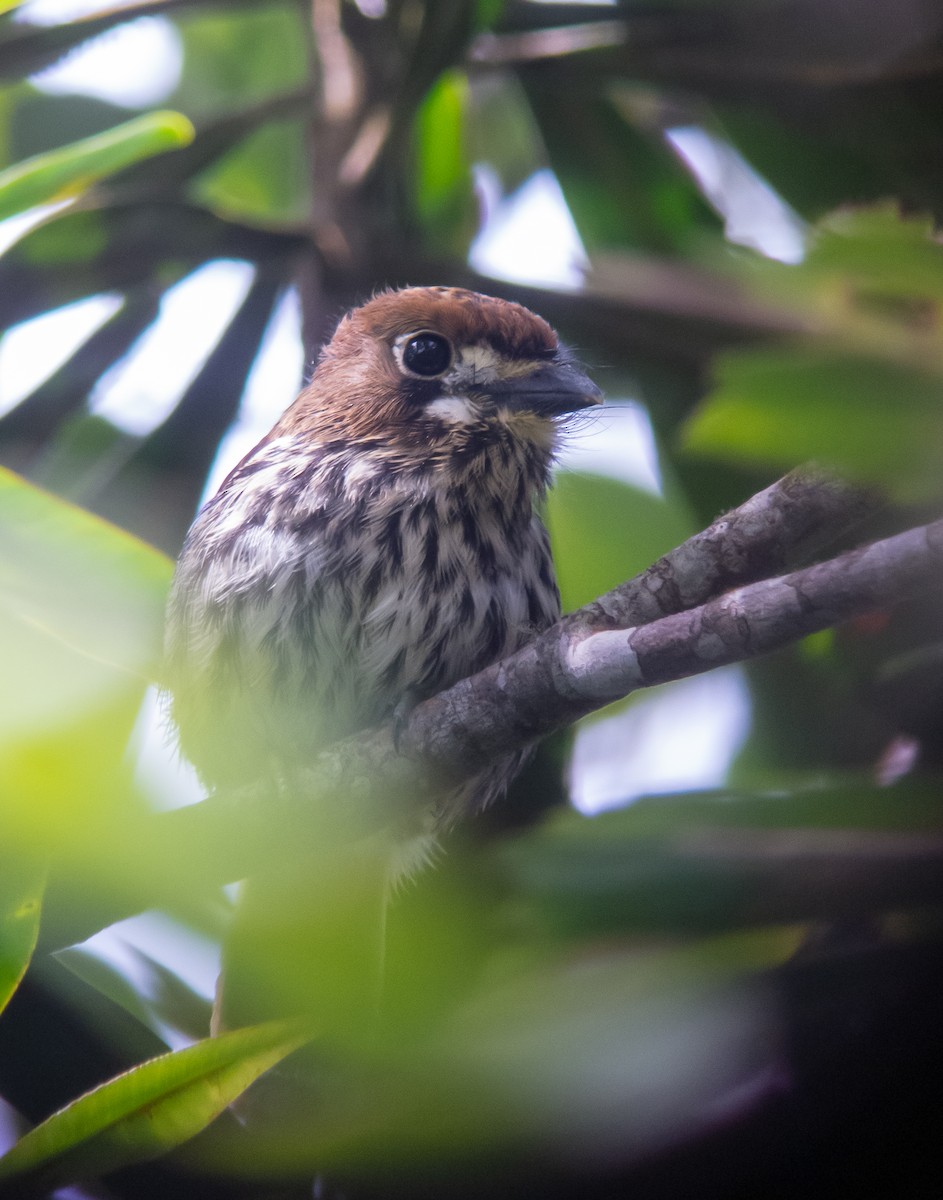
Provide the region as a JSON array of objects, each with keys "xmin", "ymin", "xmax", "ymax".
[
  {"xmin": 172, "ymin": 468, "xmax": 887, "ymax": 854},
  {"xmin": 39, "ymin": 471, "xmax": 943, "ymax": 949},
  {"xmin": 406, "ymin": 513, "xmax": 943, "ymax": 779},
  {"xmin": 165, "ymin": 474, "xmax": 917, "ymax": 851},
  {"xmin": 569, "ymin": 465, "xmax": 875, "ymax": 633}
]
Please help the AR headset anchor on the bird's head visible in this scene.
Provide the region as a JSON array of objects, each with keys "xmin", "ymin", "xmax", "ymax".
[{"xmin": 279, "ymin": 286, "xmax": 602, "ymax": 453}]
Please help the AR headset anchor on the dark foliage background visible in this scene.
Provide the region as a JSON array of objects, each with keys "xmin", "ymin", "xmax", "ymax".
[{"xmin": 1, "ymin": 1, "xmax": 943, "ymax": 1197}]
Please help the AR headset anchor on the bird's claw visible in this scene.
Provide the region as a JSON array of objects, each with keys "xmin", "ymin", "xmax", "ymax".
[{"xmin": 391, "ymin": 691, "xmax": 420, "ymax": 753}]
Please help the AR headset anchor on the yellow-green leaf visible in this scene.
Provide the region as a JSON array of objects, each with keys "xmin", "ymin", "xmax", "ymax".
[
  {"xmin": 0, "ymin": 467, "xmax": 172, "ymax": 729},
  {"xmin": 0, "ymin": 111, "xmax": 195, "ymax": 221},
  {"xmin": 0, "ymin": 856, "xmax": 45, "ymax": 1016},
  {"xmin": 683, "ymin": 347, "xmax": 943, "ymax": 503},
  {"xmin": 0, "ymin": 1020, "xmax": 311, "ymax": 1190},
  {"xmin": 0, "ymin": 468, "xmax": 172, "ymax": 853}
]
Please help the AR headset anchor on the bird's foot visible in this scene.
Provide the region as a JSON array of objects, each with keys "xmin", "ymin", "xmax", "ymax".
[{"xmin": 391, "ymin": 690, "xmax": 422, "ymax": 753}]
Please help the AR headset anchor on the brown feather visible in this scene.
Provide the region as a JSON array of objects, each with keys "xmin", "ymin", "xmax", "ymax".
[{"xmin": 350, "ymin": 286, "xmax": 557, "ymax": 358}]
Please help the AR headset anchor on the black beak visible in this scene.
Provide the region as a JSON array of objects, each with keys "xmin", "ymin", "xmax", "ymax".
[{"xmin": 478, "ymin": 361, "xmax": 603, "ymax": 416}]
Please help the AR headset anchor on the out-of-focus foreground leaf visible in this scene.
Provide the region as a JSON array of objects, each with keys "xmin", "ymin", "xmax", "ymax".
[
  {"xmin": 0, "ymin": 467, "xmax": 171, "ymax": 853},
  {"xmin": 0, "ymin": 856, "xmax": 44, "ymax": 1017},
  {"xmin": 0, "ymin": 465, "xmax": 170, "ymax": 693},
  {"xmin": 0, "ymin": 1019, "xmax": 310, "ymax": 1192}
]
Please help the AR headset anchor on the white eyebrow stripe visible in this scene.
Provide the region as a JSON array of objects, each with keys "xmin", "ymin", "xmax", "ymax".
[{"xmin": 457, "ymin": 344, "xmax": 499, "ymax": 374}]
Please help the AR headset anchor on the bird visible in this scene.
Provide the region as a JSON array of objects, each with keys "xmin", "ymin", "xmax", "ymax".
[{"xmin": 163, "ymin": 285, "xmax": 601, "ymax": 1031}]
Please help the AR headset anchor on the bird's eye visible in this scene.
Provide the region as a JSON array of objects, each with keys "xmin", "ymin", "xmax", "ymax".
[{"xmin": 402, "ymin": 332, "xmax": 452, "ymax": 377}]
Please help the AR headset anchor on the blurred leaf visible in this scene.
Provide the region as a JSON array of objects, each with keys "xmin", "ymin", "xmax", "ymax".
[
  {"xmin": 683, "ymin": 346, "xmax": 943, "ymax": 502},
  {"xmin": 528, "ymin": 90, "xmax": 718, "ymax": 254},
  {"xmin": 105, "ymin": 274, "xmax": 282, "ymax": 552},
  {"xmin": 0, "ymin": 1019, "xmax": 310, "ymax": 1191},
  {"xmin": 135, "ymin": 274, "xmax": 280, "ymax": 473},
  {"xmin": 728, "ymin": 203, "xmax": 943, "ymax": 323},
  {"xmin": 8, "ymin": 91, "xmax": 139, "ymax": 162},
  {"xmin": 473, "ymin": 0, "xmax": 503, "ymax": 32},
  {"xmin": 0, "ymin": 0, "xmax": 270, "ymax": 80},
  {"xmin": 0, "ymin": 466, "xmax": 171, "ymax": 689},
  {"xmin": 54, "ymin": 945, "xmax": 160, "ymax": 1039},
  {"xmin": 807, "ymin": 203, "xmax": 943, "ymax": 299},
  {"xmin": 170, "ymin": 1, "xmax": 307, "ymax": 117},
  {"xmin": 684, "ymin": 204, "xmax": 943, "ymax": 500},
  {"xmin": 193, "ymin": 115, "xmax": 310, "ymax": 223},
  {"xmin": 0, "ymin": 6, "xmax": 140, "ymax": 79},
  {"xmin": 493, "ymin": 782, "xmax": 943, "ymax": 937},
  {"xmin": 412, "ymin": 69, "xmax": 475, "ymax": 250},
  {"xmin": 0, "ymin": 288, "xmax": 160, "ymax": 446},
  {"xmin": 110, "ymin": 88, "xmax": 310, "ymax": 196},
  {"xmin": 30, "ymin": 411, "xmax": 136, "ymax": 496},
  {"xmin": 184, "ymin": 934, "xmax": 779, "ymax": 1180},
  {"xmin": 126, "ymin": 947, "xmax": 213, "ymax": 1043},
  {"xmin": 56, "ymin": 944, "xmax": 213, "ymax": 1045},
  {"xmin": 0, "ymin": 202, "xmax": 303, "ymax": 330},
  {"xmin": 0, "ymin": 468, "xmax": 170, "ymax": 853},
  {"xmin": 716, "ymin": 83, "xmax": 943, "ymax": 223},
  {"xmin": 546, "ymin": 468, "xmax": 693, "ymax": 612},
  {"xmin": 584, "ymin": 779, "xmax": 943, "ymax": 839},
  {"xmin": 718, "ymin": 106, "xmax": 888, "ymax": 220},
  {"xmin": 467, "ymin": 74, "xmax": 542, "ymax": 195},
  {"xmin": 0, "ymin": 111, "xmax": 195, "ymax": 221},
  {"xmin": 0, "ymin": 856, "xmax": 44, "ymax": 1016},
  {"xmin": 555, "ymin": 1, "xmax": 943, "ymax": 226},
  {"xmin": 437, "ymin": 942, "xmax": 777, "ymax": 1164},
  {"xmin": 386, "ymin": 0, "xmax": 483, "ymax": 136}
]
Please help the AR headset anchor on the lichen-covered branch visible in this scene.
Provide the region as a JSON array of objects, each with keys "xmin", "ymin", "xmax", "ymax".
[
  {"xmin": 170, "ymin": 477, "xmax": 933, "ymax": 858},
  {"xmin": 406, "ymin": 514, "xmax": 943, "ymax": 778},
  {"xmin": 570, "ymin": 465, "xmax": 876, "ymax": 633},
  {"xmin": 40, "ymin": 473, "xmax": 940, "ymax": 948}
]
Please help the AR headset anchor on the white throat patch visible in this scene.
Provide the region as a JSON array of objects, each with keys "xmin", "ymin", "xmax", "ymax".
[{"xmin": 425, "ymin": 395, "xmax": 478, "ymax": 423}]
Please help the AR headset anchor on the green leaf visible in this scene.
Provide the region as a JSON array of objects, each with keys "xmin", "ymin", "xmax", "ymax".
[
  {"xmin": 807, "ymin": 203, "xmax": 943, "ymax": 300},
  {"xmin": 0, "ymin": 110, "xmax": 195, "ymax": 220},
  {"xmin": 171, "ymin": 2, "xmax": 308, "ymax": 115},
  {"xmin": 0, "ymin": 1020, "xmax": 311, "ymax": 1190},
  {"xmin": 415, "ymin": 70, "xmax": 470, "ymax": 220},
  {"xmin": 0, "ymin": 469, "xmax": 172, "ymax": 852},
  {"xmin": 8, "ymin": 91, "xmax": 139, "ymax": 163},
  {"xmin": 683, "ymin": 346, "xmax": 943, "ymax": 502},
  {"xmin": 467, "ymin": 73, "xmax": 542, "ymax": 195},
  {"xmin": 193, "ymin": 116, "xmax": 311, "ymax": 222},
  {"xmin": 546, "ymin": 469, "xmax": 693, "ymax": 613},
  {"xmin": 426, "ymin": 938, "xmax": 779, "ymax": 1165},
  {"xmin": 412, "ymin": 69, "xmax": 476, "ymax": 251},
  {"xmin": 718, "ymin": 106, "xmax": 882, "ymax": 221},
  {"xmin": 0, "ymin": 202, "xmax": 301, "ymax": 331},
  {"xmin": 531, "ymin": 89, "xmax": 718, "ymax": 255},
  {"xmin": 492, "ymin": 780, "xmax": 943, "ymax": 937},
  {"xmin": 0, "ymin": 855, "xmax": 44, "ymax": 1016},
  {"xmin": 0, "ymin": 466, "xmax": 172, "ymax": 699},
  {"xmin": 56, "ymin": 943, "xmax": 214, "ymax": 1048}
]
